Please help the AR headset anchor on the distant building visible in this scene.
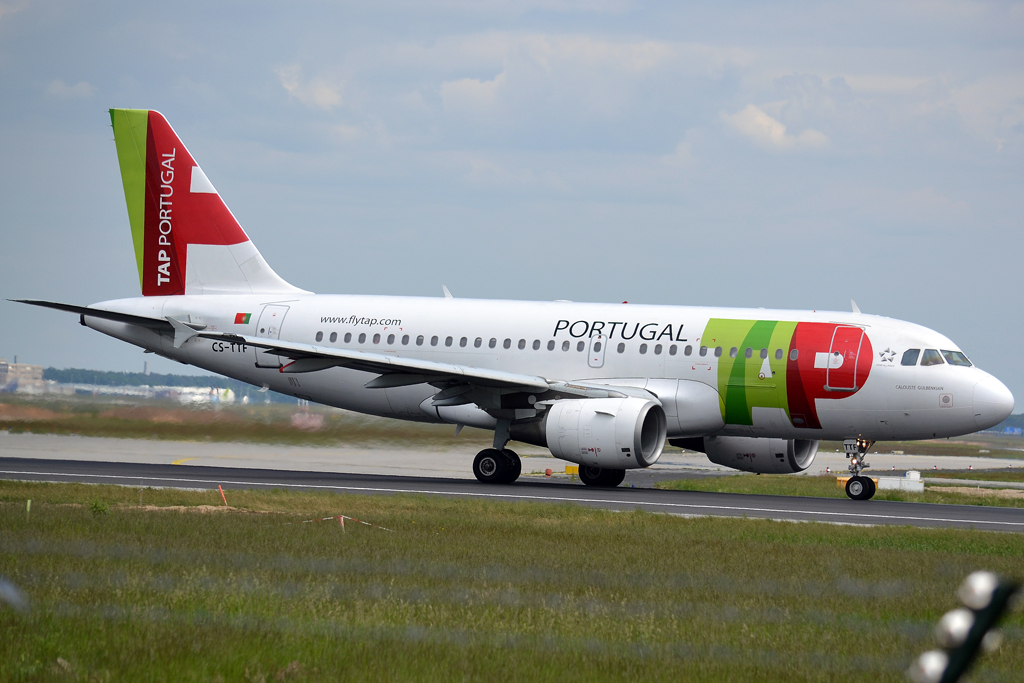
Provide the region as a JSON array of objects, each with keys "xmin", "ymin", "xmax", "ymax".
[{"xmin": 0, "ymin": 359, "xmax": 48, "ymax": 393}]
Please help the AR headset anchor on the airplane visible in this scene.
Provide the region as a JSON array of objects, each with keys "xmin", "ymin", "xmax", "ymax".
[{"xmin": 16, "ymin": 109, "xmax": 1015, "ymax": 500}]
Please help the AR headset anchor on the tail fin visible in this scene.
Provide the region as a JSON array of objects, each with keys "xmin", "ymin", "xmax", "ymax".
[{"xmin": 109, "ymin": 109, "xmax": 306, "ymax": 296}]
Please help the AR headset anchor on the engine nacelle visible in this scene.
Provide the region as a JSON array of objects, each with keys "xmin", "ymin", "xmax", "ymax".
[
  {"xmin": 702, "ymin": 436, "xmax": 818, "ymax": 474},
  {"xmin": 542, "ymin": 397, "xmax": 667, "ymax": 469}
]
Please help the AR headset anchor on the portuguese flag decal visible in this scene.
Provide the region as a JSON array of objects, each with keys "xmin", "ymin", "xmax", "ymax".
[{"xmin": 234, "ymin": 313, "xmax": 252, "ymax": 325}]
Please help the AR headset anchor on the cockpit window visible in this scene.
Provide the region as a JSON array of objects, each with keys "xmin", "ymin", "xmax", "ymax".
[
  {"xmin": 920, "ymin": 349, "xmax": 944, "ymax": 366},
  {"xmin": 941, "ymin": 350, "xmax": 972, "ymax": 367},
  {"xmin": 901, "ymin": 349, "xmax": 920, "ymax": 366}
]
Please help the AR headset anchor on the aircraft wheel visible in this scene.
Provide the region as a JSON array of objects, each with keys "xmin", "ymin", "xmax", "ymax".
[
  {"xmin": 864, "ymin": 477, "xmax": 876, "ymax": 500},
  {"xmin": 473, "ymin": 448, "xmax": 508, "ymax": 484},
  {"xmin": 845, "ymin": 475, "xmax": 873, "ymax": 501},
  {"xmin": 579, "ymin": 465, "xmax": 625, "ymax": 488},
  {"xmin": 501, "ymin": 449, "xmax": 521, "ymax": 484}
]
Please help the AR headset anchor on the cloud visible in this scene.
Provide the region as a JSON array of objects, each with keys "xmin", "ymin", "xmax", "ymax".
[
  {"xmin": 276, "ymin": 64, "xmax": 343, "ymax": 111},
  {"xmin": 440, "ymin": 72, "xmax": 505, "ymax": 114},
  {"xmin": 723, "ymin": 104, "xmax": 828, "ymax": 151},
  {"xmin": 44, "ymin": 80, "xmax": 93, "ymax": 99}
]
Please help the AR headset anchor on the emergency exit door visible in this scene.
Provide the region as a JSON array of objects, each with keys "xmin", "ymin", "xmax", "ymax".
[{"xmin": 253, "ymin": 304, "xmax": 289, "ymax": 368}]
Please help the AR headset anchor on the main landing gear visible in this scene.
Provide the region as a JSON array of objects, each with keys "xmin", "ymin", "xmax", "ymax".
[
  {"xmin": 473, "ymin": 448, "xmax": 522, "ymax": 484},
  {"xmin": 844, "ymin": 437, "xmax": 876, "ymax": 501},
  {"xmin": 473, "ymin": 419, "xmax": 522, "ymax": 484},
  {"xmin": 578, "ymin": 465, "xmax": 626, "ymax": 488}
]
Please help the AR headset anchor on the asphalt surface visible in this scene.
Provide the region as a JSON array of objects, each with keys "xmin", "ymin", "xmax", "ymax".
[{"xmin": 3, "ymin": 457, "xmax": 1023, "ymax": 532}]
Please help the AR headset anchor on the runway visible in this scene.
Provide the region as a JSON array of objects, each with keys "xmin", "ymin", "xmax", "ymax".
[{"xmin": 3, "ymin": 456, "xmax": 1023, "ymax": 532}]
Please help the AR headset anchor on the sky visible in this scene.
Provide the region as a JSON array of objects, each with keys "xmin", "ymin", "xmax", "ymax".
[{"xmin": 0, "ymin": 1, "xmax": 1022, "ymax": 403}]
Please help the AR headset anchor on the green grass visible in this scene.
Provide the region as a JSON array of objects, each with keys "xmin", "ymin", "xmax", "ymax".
[
  {"xmin": 0, "ymin": 394, "xmax": 495, "ymax": 448},
  {"xmin": 1, "ymin": 482, "xmax": 1023, "ymax": 682},
  {"xmin": 655, "ymin": 474, "xmax": 1024, "ymax": 508},
  {"xmin": 818, "ymin": 437, "xmax": 1024, "ymax": 459}
]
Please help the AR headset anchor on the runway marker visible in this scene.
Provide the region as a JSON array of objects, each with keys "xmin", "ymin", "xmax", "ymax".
[
  {"xmin": 1, "ymin": 469, "xmax": 1022, "ymax": 529},
  {"xmin": 218, "ymin": 485, "xmax": 228, "ymax": 505},
  {"xmin": 171, "ymin": 457, "xmax": 197, "ymax": 465}
]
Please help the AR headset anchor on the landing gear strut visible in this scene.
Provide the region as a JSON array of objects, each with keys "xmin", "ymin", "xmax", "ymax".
[
  {"xmin": 578, "ymin": 465, "xmax": 626, "ymax": 488},
  {"xmin": 844, "ymin": 437, "xmax": 876, "ymax": 501},
  {"xmin": 473, "ymin": 420, "xmax": 521, "ymax": 484}
]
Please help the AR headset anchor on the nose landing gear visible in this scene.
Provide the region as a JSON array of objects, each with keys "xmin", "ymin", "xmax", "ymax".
[{"xmin": 844, "ymin": 437, "xmax": 876, "ymax": 500}]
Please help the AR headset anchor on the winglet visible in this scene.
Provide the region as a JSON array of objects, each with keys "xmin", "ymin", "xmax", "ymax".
[
  {"xmin": 851, "ymin": 300, "xmax": 861, "ymax": 314},
  {"xmin": 442, "ymin": 285, "xmax": 454, "ymax": 299}
]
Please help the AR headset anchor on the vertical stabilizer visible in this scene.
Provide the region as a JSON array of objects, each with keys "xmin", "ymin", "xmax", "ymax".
[{"xmin": 109, "ymin": 109, "xmax": 307, "ymax": 296}]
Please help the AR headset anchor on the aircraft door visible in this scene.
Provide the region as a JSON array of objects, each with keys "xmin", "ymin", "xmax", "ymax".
[
  {"xmin": 588, "ymin": 334, "xmax": 607, "ymax": 369},
  {"xmin": 253, "ymin": 304, "xmax": 289, "ymax": 368},
  {"xmin": 825, "ymin": 326, "xmax": 864, "ymax": 392}
]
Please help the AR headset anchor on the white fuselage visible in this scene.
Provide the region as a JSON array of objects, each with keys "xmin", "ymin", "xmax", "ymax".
[{"xmin": 82, "ymin": 293, "xmax": 1015, "ymax": 445}]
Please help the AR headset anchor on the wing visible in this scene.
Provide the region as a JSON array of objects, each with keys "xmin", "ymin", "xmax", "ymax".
[{"xmin": 198, "ymin": 331, "xmax": 636, "ymax": 404}]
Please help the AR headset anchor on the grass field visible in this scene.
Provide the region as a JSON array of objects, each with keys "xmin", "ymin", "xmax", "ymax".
[
  {"xmin": 0, "ymin": 394, "xmax": 495, "ymax": 448},
  {"xmin": 4, "ymin": 394, "xmax": 1024, "ymax": 459},
  {"xmin": 1, "ymin": 481, "xmax": 1023, "ymax": 682},
  {"xmin": 655, "ymin": 473, "xmax": 1024, "ymax": 508}
]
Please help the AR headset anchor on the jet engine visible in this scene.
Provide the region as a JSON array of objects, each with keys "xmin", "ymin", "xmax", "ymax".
[
  {"xmin": 511, "ymin": 397, "xmax": 667, "ymax": 469},
  {"xmin": 700, "ymin": 436, "xmax": 819, "ymax": 474}
]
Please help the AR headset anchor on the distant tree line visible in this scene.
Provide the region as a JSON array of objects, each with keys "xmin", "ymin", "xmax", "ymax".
[{"xmin": 42, "ymin": 367, "xmax": 293, "ymax": 403}]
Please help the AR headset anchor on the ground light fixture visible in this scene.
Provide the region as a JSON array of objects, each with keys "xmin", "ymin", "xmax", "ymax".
[{"xmin": 907, "ymin": 571, "xmax": 1019, "ymax": 683}]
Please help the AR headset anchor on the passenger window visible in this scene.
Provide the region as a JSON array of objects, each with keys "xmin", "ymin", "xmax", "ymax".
[
  {"xmin": 729, "ymin": 347, "xmax": 737, "ymax": 358},
  {"xmin": 518, "ymin": 339, "xmax": 526, "ymax": 350},
  {"xmin": 459, "ymin": 337, "xmax": 467, "ymax": 347},
  {"xmin": 639, "ymin": 343, "xmax": 648, "ymax": 354},
  {"xmin": 533, "ymin": 340, "xmax": 541, "ymax": 350},
  {"xmin": 669, "ymin": 345, "xmax": 677, "ymax": 356},
  {"xmin": 654, "ymin": 344, "xmax": 662, "ymax": 355},
  {"xmin": 547, "ymin": 340, "xmax": 555, "ymax": 351},
  {"xmin": 373, "ymin": 334, "xmax": 381, "ymax": 344},
  {"xmin": 699, "ymin": 346, "xmax": 707, "ymax": 357},
  {"xmin": 685, "ymin": 345, "xmax": 693, "ymax": 356},
  {"xmin": 474, "ymin": 337, "xmax": 482, "ymax": 348},
  {"xmin": 744, "ymin": 347, "xmax": 752, "ymax": 359},
  {"xmin": 445, "ymin": 336, "xmax": 453, "ymax": 347},
  {"xmin": 315, "ymin": 331, "xmax": 323, "ymax": 342},
  {"xmin": 941, "ymin": 350, "xmax": 972, "ymax": 367},
  {"xmin": 431, "ymin": 336, "xmax": 439, "ymax": 346},
  {"xmin": 577, "ymin": 341, "xmax": 585, "ymax": 352},
  {"xmin": 760, "ymin": 348, "xmax": 768, "ymax": 359},
  {"xmin": 594, "ymin": 341, "xmax": 602, "ymax": 352},
  {"xmin": 714, "ymin": 347, "xmax": 723, "ymax": 357},
  {"xmin": 789, "ymin": 349, "xmax": 798, "ymax": 361},
  {"xmin": 489, "ymin": 338, "xmax": 497, "ymax": 348},
  {"xmin": 503, "ymin": 338, "xmax": 511, "ymax": 349},
  {"xmin": 401, "ymin": 334, "xmax": 409, "ymax": 345},
  {"xmin": 562, "ymin": 341, "xmax": 570, "ymax": 351},
  {"xmin": 358, "ymin": 333, "xmax": 366, "ymax": 344},
  {"xmin": 344, "ymin": 333, "xmax": 352, "ymax": 343},
  {"xmin": 617, "ymin": 343, "xmax": 625, "ymax": 353},
  {"xmin": 330, "ymin": 332, "xmax": 338, "ymax": 343},
  {"xmin": 416, "ymin": 335, "xmax": 424, "ymax": 346},
  {"xmin": 901, "ymin": 349, "xmax": 920, "ymax": 366},
  {"xmin": 774, "ymin": 348, "xmax": 782, "ymax": 360},
  {"xmin": 387, "ymin": 334, "xmax": 395, "ymax": 345},
  {"xmin": 920, "ymin": 349, "xmax": 944, "ymax": 366}
]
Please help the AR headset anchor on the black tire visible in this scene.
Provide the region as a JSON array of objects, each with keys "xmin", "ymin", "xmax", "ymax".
[
  {"xmin": 501, "ymin": 449, "xmax": 521, "ymax": 484},
  {"xmin": 579, "ymin": 465, "xmax": 625, "ymax": 488},
  {"xmin": 845, "ymin": 475, "xmax": 872, "ymax": 501},
  {"xmin": 473, "ymin": 449, "xmax": 508, "ymax": 484},
  {"xmin": 603, "ymin": 469, "xmax": 626, "ymax": 488},
  {"xmin": 864, "ymin": 477, "xmax": 876, "ymax": 500},
  {"xmin": 579, "ymin": 465, "xmax": 604, "ymax": 486}
]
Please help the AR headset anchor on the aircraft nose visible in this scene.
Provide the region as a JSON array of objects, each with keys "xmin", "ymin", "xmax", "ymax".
[{"xmin": 973, "ymin": 373, "xmax": 1014, "ymax": 431}]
